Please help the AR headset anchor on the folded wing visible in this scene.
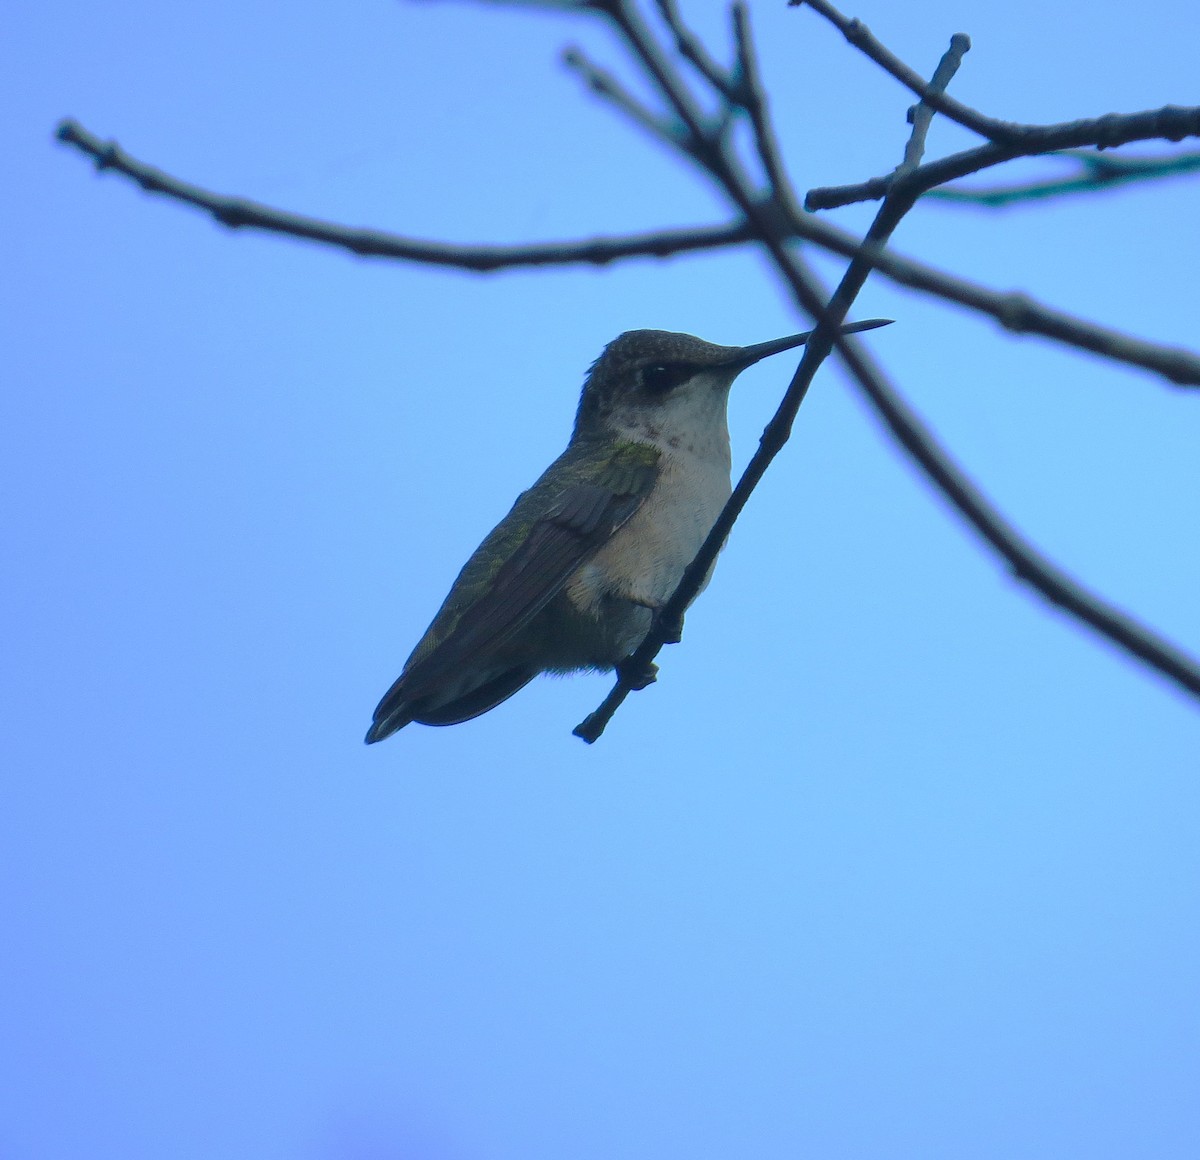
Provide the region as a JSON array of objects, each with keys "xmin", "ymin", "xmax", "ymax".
[{"xmin": 366, "ymin": 442, "xmax": 660, "ymax": 740}]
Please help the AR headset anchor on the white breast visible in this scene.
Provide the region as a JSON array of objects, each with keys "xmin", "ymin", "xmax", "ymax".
[{"xmin": 569, "ymin": 442, "xmax": 733, "ymax": 614}]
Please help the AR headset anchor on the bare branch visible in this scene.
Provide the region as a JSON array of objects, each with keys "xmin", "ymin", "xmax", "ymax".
[
  {"xmin": 561, "ymin": 48, "xmax": 684, "ymax": 147},
  {"xmin": 900, "ymin": 33, "xmax": 971, "ymax": 170},
  {"xmin": 797, "ymin": 215, "xmax": 1200, "ymax": 388},
  {"xmin": 830, "ymin": 291, "xmax": 1200, "ymax": 707},
  {"xmin": 807, "ymin": 103, "xmax": 1200, "ymax": 210},
  {"xmin": 653, "ymin": 0, "xmax": 738, "ymax": 100},
  {"xmin": 730, "ymin": 4, "xmax": 793, "ymax": 202},
  {"xmin": 597, "ymin": 0, "xmax": 726, "ymax": 166},
  {"xmin": 54, "ymin": 118, "xmax": 747, "ymax": 269},
  {"xmin": 790, "ymin": 0, "xmax": 1016, "ymax": 142},
  {"xmin": 776, "ymin": 207, "xmax": 1200, "ymax": 388},
  {"xmin": 56, "ymin": 117, "xmax": 1200, "ymax": 389}
]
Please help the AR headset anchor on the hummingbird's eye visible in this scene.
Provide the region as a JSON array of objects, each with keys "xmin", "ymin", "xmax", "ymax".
[{"xmin": 641, "ymin": 363, "xmax": 691, "ymax": 395}]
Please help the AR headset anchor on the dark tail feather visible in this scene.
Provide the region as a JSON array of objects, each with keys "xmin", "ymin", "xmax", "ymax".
[
  {"xmin": 364, "ymin": 705, "xmax": 414, "ymax": 745},
  {"xmin": 364, "ymin": 671, "xmax": 417, "ymax": 744},
  {"xmin": 363, "ymin": 666, "xmax": 538, "ymax": 743}
]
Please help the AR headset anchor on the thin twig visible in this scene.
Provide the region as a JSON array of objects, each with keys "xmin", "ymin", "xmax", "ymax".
[
  {"xmin": 561, "ymin": 48, "xmax": 684, "ymax": 145},
  {"xmin": 901, "ymin": 34, "xmax": 971, "ymax": 170},
  {"xmin": 598, "ymin": 0, "xmax": 727, "ymax": 167},
  {"xmin": 790, "ymin": 0, "xmax": 1015, "ymax": 142},
  {"xmin": 730, "ymin": 3, "xmax": 793, "ymax": 202},
  {"xmin": 926, "ymin": 148, "xmax": 1200, "ymax": 207},
  {"xmin": 653, "ymin": 0, "xmax": 738, "ymax": 100},
  {"xmin": 791, "ymin": 215, "xmax": 1200, "ymax": 387},
  {"xmin": 54, "ymin": 118, "xmax": 742, "ymax": 268},
  {"xmin": 807, "ymin": 103, "xmax": 1200, "ymax": 210}
]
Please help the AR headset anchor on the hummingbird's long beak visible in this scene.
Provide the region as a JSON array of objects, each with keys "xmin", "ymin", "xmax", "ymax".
[{"xmin": 729, "ymin": 317, "xmax": 893, "ymax": 369}]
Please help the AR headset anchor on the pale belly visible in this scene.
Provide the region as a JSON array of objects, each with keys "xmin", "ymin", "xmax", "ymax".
[{"xmin": 566, "ymin": 453, "xmax": 733, "ymax": 620}]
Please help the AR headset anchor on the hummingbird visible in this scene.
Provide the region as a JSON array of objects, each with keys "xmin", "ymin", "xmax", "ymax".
[{"xmin": 364, "ymin": 319, "xmax": 890, "ymax": 743}]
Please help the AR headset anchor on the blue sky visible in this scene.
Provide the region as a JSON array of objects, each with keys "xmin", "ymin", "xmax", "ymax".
[{"xmin": 3, "ymin": 1, "xmax": 1199, "ymax": 1158}]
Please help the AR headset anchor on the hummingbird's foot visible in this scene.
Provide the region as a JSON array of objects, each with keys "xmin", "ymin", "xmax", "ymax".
[{"xmin": 617, "ymin": 656, "xmax": 659, "ymax": 690}]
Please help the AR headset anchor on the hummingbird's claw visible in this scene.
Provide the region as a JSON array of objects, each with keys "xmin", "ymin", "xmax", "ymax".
[{"xmin": 617, "ymin": 657, "xmax": 659, "ymax": 690}]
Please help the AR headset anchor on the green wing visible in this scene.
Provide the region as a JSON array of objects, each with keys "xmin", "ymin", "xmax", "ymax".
[{"xmin": 366, "ymin": 440, "xmax": 659, "ymax": 738}]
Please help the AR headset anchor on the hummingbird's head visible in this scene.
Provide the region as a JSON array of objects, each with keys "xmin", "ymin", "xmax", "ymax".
[
  {"xmin": 571, "ymin": 321, "xmax": 893, "ymax": 447},
  {"xmin": 572, "ymin": 328, "xmax": 813, "ymax": 450}
]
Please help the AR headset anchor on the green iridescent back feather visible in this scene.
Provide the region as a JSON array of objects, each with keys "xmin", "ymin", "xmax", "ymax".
[{"xmin": 404, "ymin": 438, "xmax": 660, "ymax": 671}]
